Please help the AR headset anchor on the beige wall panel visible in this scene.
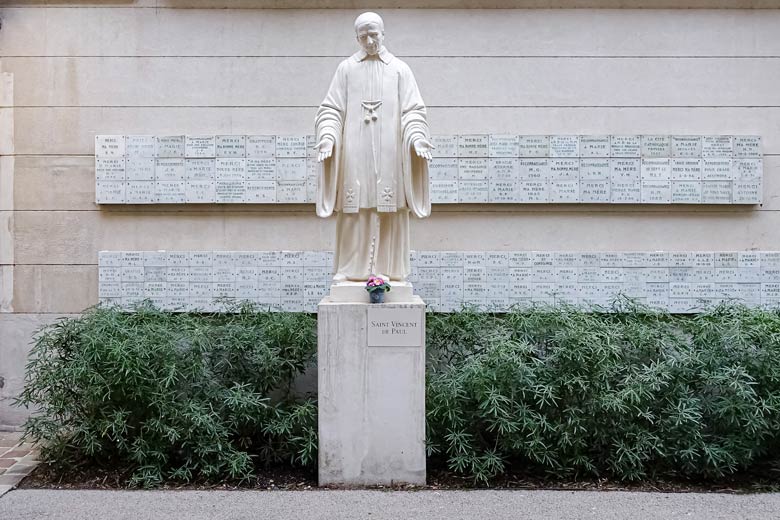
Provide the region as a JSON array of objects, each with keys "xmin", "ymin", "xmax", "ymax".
[
  {"xmin": 4, "ymin": 8, "xmax": 780, "ymax": 57},
  {"xmin": 13, "ymin": 106, "xmax": 780, "ymax": 156},
  {"xmin": 12, "ymin": 209, "xmax": 780, "ymax": 265},
  {"xmin": 11, "ymin": 265, "xmax": 96, "ymax": 313},
  {"xmin": 4, "ymin": 56, "xmax": 780, "ymax": 107},
  {"xmin": 12, "ymin": 155, "xmax": 780, "ymax": 211}
]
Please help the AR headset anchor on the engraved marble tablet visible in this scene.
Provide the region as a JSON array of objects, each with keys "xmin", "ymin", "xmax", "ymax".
[
  {"xmin": 429, "ymin": 158, "xmax": 459, "ymax": 181},
  {"xmin": 458, "ymin": 135, "xmax": 489, "ymax": 158},
  {"xmin": 458, "ymin": 158, "xmax": 489, "ymax": 180},
  {"xmin": 95, "ymin": 135, "xmax": 126, "ymax": 158},
  {"xmin": 96, "ymin": 182, "xmax": 126, "ymax": 204},
  {"xmin": 580, "ymin": 180, "xmax": 610, "ymax": 203},
  {"xmin": 518, "ymin": 136, "xmax": 550, "ymax": 157},
  {"xmin": 277, "ymin": 158, "xmax": 307, "ymax": 182},
  {"xmin": 702, "ymin": 181, "xmax": 732, "ymax": 204},
  {"xmin": 185, "ymin": 158, "xmax": 216, "ymax": 181},
  {"xmin": 671, "ymin": 158, "xmax": 702, "ymax": 181},
  {"xmin": 641, "ymin": 158, "xmax": 671, "ymax": 181},
  {"xmin": 126, "ymin": 181, "xmax": 155, "ymax": 204},
  {"xmin": 246, "ymin": 158, "xmax": 276, "ymax": 181},
  {"xmin": 610, "ymin": 135, "xmax": 641, "ymax": 158},
  {"xmin": 518, "ymin": 159, "xmax": 549, "ymax": 181},
  {"xmin": 610, "ymin": 158, "xmax": 641, "ymax": 182},
  {"xmin": 489, "ymin": 180, "xmax": 516, "ymax": 203},
  {"xmin": 733, "ymin": 181, "xmax": 762, "ymax": 204},
  {"xmin": 672, "ymin": 181, "xmax": 702, "ymax": 203},
  {"xmin": 671, "ymin": 136, "xmax": 702, "ymax": 158},
  {"xmin": 611, "ymin": 183, "xmax": 641, "ymax": 203},
  {"xmin": 517, "ymin": 181, "xmax": 548, "ymax": 203},
  {"xmin": 550, "ymin": 180, "xmax": 579, "ymax": 202},
  {"xmin": 549, "ymin": 135, "xmax": 579, "ymax": 158},
  {"xmin": 641, "ymin": 181, "xmax": 672, "ymax": 204},
  {"xmin": 733, "ymin": 159, "xmax": 762, "ymax": 181},
  {"xmin": 156, "ymin": 136, "xmax": 186, "ymax": 158},
  {"xmin": 275, "ymin": 136, "xmax": 307, "ymax": 158},
  {"xmin": 733, "ymin": 136, "xmax": 762, "ymax": 158},
  {"xmin": 95, "ymin": 157, "xmax": 126, "ymax": 182},
  {"xmin": 126, "ymin": 135, "xmax": 157, "ymax": 157},
  {"xmin": 185, "ymin": 136, "xmax": 216, "ymax": 158},
  {"xmin": 702, "ymin": 158, "xmax": 732, "ymax": 181},
  {"xmin": 244, "ymin": 181, "xmax": 276, "ymax": 203},
  {"xmin": 641, "ymin": 135, "xmax": 671, "ymax": 158},
  {"xmin": 458, "ymin": 180, "xmax": 489, "ymax": 203},
  {"xmin": 215, "ymin": 180, "xmax": 246, "ymax": 203},
  {"xmin": 702, "ymin": 136, "xmax": 733, "ymax": 157},
  {"xmin": 155, "ymin": 158, "xmax": 185, "ymax": 181},
  {"xmin": 488, "ymin": 158, "xmax": 518, "ymax": 181},
  {"xmin": 580, "ymin": 158, "xmax": 610, "ymax": 180},
  {"xmin": 246, "ymin": 135, "xmax": 276, "ymax": 158},
  {"xmin": 215, "ymin": 135, "xmax": 246, "ymax": 158},
  {"xmin": 580, "ymin": 136, "xmax": 610, "ymax": 157},
  {"xmin": 489, "ymin": 135, "xmax": 520, "ymax": 157},
  {"xmin": 549, "ymin": 158, "xmax": 579, "ymax": 181},
  {"xmin": 367, "ymin": 307, "xmax": 423, "ymax": 347},
  {"xmin": 155, "ymin": 181, "xmax": 186, "ymax": 204},
  {"xmin": 431, "ymin": 135, "xmax": 458, "ymax": 158},
  {"xmin": 277, "ymin": 181, "xmax": 308, "ymax": 203},
  {"xmin": 215, "ymin": 158, "xmax": 246, "ymax": 181},
  {"xmin": 431, "ymin": 180, "xmax": 459, "ymax": 203}
]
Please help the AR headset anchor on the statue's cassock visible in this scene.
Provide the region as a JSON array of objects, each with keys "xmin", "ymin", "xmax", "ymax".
[{"xmin": 315, "ymin": 46, "xmax": 431, "ymax": 281}]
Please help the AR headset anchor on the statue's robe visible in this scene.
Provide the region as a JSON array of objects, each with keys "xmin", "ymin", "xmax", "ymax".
[{"xmin": 315, "ymin": 46, "xmax": 431, "ymax": 281}]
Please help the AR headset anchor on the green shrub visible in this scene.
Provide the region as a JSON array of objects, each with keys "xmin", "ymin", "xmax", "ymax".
[
  {"xmin": 426, "ymin": 303, "xmax": 780, "ymax": 484},
  {"xmin": 15, "ymin": 302, "xmax": 317, "ymax": 487}
]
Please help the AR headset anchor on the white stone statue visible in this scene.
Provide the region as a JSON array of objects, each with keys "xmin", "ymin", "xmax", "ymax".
[{"xmin": 315, "ymin": 12, "xmax": 433, "ymax": 282}]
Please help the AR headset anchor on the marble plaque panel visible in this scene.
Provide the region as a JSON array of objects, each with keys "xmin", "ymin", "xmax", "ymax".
[
  {"xmin": 155, "ymin": 158, "xmax": 185, "ymax": 182},
  {"xmin": 125, "ymin": 181, "xmax": 155, "ymax": 204},
  {"xmin": 185, "ymin": 136, "xmax": 216, "ymax": 158},
  {"xmin": 215, "ymin": 180, "xmax": 246, "ymax": 203},
  {"xmin": 518, "ymin": 159, "xmax": 549, "ymax": 180},
  {"xmin": 671, "ymin": 181, "xmax": 702, "ymax": 204},
  {"xmin": 488, "ymin": 158, "xmax": 519, "ymax": 181},
  {"xmin": 489, "ymin": 180, "xmax": 516, "ymax": 203},
  {"xmin": 702, "ymin": 158, "xmax": 732, "ymax": 181},
  {"xmin": 126, "ymin": 135, "xmax": 157, "ymax": 157},
  {"xmin": 186, "ymin": 180, "xmax": 216, "ymax": 203},
  {"xmin": 431, "ymin": 180, "xmax": 459, "ymax": 203},
  {"xmin": 458, "ymin": 180, "xmax": 489, "ymax": 203},
  {"xmin": 95, "ymin": 157, "xmax": 126, "ymax": 182},
  {"xmin": 702, "ymin": 136, "xmax": 733, "ymax": 157},
  {"xmin": 549, "ymin": 158, "xmax": 579, "ymax": 181},
  {"xmin": 579, "ymin": 136, "xmax": 610, "ymax": 158},
  {"xmin": 641, "ymin": 181, "xmax": 672, "ymax": 204},
  {"xmin": 155, "ymin": 181, "xmax": 186, "ymax": 204},
  {"xmin": 215, "ymin": 135, "xmax": 246, "ymax": 158},
  {"xmin": 156, "ymin": 136, "xmax": 186, "ymax": 158},
  {"xmin": 277, "ymin": 181, "xmax": 308, "ymax": 203},
  {"xmin": 189, "ymin": 252, "xmax": 214, "ymax": 267},
  {"xmin": 733, "ymin": 159, "xmax": 762, "ymax": 181},
  {"xmin": 216, "ymin": 158, "xmax": 246, "ymax": 181},
  {"xmin": 123, "ymin": 157, "xmax": 155, "ymax": 181},
  {"xmin": 429, "ymin": 158, "xmax": 458, "ymax": 181},
  {"xmin": 276, "ymin": 136, "xmax": 307, "ymax": 158},
  {"xmin": 517, "ymin": 181, "xmax": 548, "ymax": 203},
  {"xmin": 610, "ymin": 158, "xmax": 641, "ymax": 182},
  {"xmin": 702, "ymin": 181, "xmax": 732, "ymax": 203},
  {"xmin": 306, "ymin": 135, "xmax": 318, "ymax": 160},
  {"xmin": 733, "ymin": 181, "xmax": 762, "ymax": 204},
  {"xmin": 277, "ymin": 158, "xmax": 307, "ymax": 182},
  {"xmin": 641, "ymin": 158, "xmax": 671, "ymax": 181},
  {"xmin": 518, "ymin": 136, "xmax": 549, "ymax": 157},
  {"xmin": 95, "ymin": 135, "xmax": 125, "ymax": 158},
  {"xmin": 99, "ymin": 251, "xmax": 123, "ymax": 267},
  {"xmin": 458, "ymin": 158, "xmax": 489, "ymax": 180},
  {"xmin": 96, "ymin": 181, "xmax": 125, "ymax": 204},
  {"xmin": 671, "ymin": 136, "xmax": 702, "ymax": 158},
  {"xmin": 431, "ymin": 135, "xmax": 458, "ymax": 158},
  {"xmin": 550, "ymin": 180, "xmax": 579, "ymax": 203},
  {"xmin": 610, "ymin": 135, "xmax": 641, "ymax": 158},
  {"xmin": 458, "ymin": 135, "xmax": 489, "ymax": 158},
  {"xmin": 611, "ymin": 183, "xmax": 641, "ymax": 203},
  {"xmin": 671, "ymin": 158, "xmax": 702, "ymax": 181},
  {"xmin": 733, "ymin": 136, "xmax": 762, "ymax": 158},
  {"xmin": 641, "ymin": 135, "xmax": 671, "ymax": 158},
  {"xmin": 489, "ymin": 135, "xmax": 520, "ymax": 157},
  {"xmin": 246, "ymin": 181, "xmax": 277, "ymax": 203},
  {"xmin": 185, "ymin": 158, "xmax": 215, "ymax": 181},
  {"xmin": 580, "ymin": 180, "xmax": 610, "ymax": 203},
  {"xmin": 580, "ymin": 158, "xmax": 610, "ymax": 181},
  {"xmin": 245, "ymin": 158, "xmax": 276, "ymax": 181},
  {"xmin": 246, "ymin": 135, "xmax": 276, "ymax": 158},
  {"xmin": 549, "ymin": 135, "xmax": 579, "ymax": 158}
]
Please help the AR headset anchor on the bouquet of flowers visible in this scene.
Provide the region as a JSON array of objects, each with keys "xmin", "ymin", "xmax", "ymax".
[{"xmin": 365, "ymin": 276, "xmax": 391, "ymax": 303}]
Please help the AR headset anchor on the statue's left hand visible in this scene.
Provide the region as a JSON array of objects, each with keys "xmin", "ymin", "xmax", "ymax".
[{"xmin": 413, "ymin": 138, "xmax": 435, "ymax": 161}]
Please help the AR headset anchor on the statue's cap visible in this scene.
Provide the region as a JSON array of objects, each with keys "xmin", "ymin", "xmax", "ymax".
[{"xmin": 354, "ymin": 12, "xmax": 384, "ymax": 33}]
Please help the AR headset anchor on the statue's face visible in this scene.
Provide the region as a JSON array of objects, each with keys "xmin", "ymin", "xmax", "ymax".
[{"xmin": 356, "ymin": 22, "xmax": 384, "ymax": 56}]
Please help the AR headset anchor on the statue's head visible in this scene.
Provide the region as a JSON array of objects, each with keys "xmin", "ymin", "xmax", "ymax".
[{"xmin": 354, "ymin": 12, "xmax": 385, "ymax": 56}]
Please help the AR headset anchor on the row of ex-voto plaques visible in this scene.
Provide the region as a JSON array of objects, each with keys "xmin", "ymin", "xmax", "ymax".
[
  {"xmin": 95, "ymin": 134, "xmax": 763, "ymax": 205},
  {"xmin": 98, "ymin": 250, "xmax": 780, "ymax": 314}
]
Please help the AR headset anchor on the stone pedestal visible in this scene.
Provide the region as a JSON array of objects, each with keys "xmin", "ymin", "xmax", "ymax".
[
  {"xmin": 329, "ymin": 281, "xmax": 414, "ymax": 303},
  {"xmin": 317, "ymin": 296, "xmax": 426, "ymax": 486}
]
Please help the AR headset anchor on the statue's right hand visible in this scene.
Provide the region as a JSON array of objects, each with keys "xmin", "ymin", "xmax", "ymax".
[{"xmin": 316, "ymin": 138, "xmax": 334, "ymax": 162}]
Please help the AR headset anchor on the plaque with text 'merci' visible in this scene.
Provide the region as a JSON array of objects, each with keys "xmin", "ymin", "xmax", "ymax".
[{"xmin": 93, "ymin": 134, "xmax": 762, "ymax": 205}]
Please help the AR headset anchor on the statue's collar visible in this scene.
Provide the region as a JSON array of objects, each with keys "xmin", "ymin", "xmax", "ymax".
[{"xmin": 352, "ymin": 46, "xmax": 394, "ymax": 64}]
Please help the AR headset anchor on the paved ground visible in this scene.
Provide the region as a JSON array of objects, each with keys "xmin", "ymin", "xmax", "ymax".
[
  {"xmin": 2, "ymin": 488, "xmax": 780, "ymax": 520},
  {"xmin": 0, "ymin": 432, "xmax": 38, "ymax": 498}
]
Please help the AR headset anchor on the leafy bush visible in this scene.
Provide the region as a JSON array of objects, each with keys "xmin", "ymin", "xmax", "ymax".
[
  {"xmin": 426, "ymin": 302, "xmax": 780, "ymax": 484},
  {"xmin": 15, "ymin": 302, "xmax": 317, "ymax": 487}
]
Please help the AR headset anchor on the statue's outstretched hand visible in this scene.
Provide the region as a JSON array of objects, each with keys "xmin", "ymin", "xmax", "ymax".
[
  {"xmin": 316, "ymin": 138, "xmax": 334, "ymax": 162},
  {"xmin": 413, "ymin": 138, "xmax": 435, "ymax": 161}
]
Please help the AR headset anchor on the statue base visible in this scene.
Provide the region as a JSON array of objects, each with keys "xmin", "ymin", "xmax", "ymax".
[
  {"xmin": 329, "ymin": 280, "xmax": 414, "ymax": 303},
  {"xmin": 317, "ymin": 296, "xmax": 426, "ymax": 487}
]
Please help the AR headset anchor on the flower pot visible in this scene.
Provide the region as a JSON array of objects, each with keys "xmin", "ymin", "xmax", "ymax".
[{"xmin": 369, "ymin": 290, "xmax": 386, "ymax": 304}]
